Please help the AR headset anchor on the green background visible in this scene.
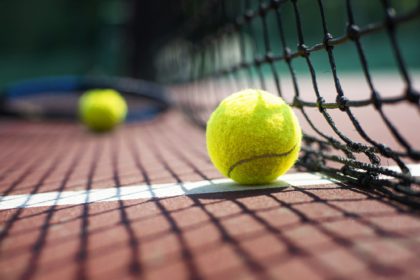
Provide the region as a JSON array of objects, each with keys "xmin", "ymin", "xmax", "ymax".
[{"xmin": 0, "ymin": 0, "xmax": 419, "ymax": 87}]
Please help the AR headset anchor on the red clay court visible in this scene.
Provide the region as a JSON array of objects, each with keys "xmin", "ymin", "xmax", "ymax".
[{"xmin": 1, "ymin": 109, "xmax": 420, "ymax": 279}]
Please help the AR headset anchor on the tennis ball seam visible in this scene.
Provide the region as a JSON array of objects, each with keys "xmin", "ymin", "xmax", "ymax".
[{"xmin": 227, "ymin": 144, "xmax": 298, "ymax": 178}]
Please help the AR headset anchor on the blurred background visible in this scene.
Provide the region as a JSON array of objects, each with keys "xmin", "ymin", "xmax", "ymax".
[
  {"xmin": 0, "ymin": 0, "xmax": 184, "ymax": 85},
  {"xmin": 0, "ymin": 0, "xmax": 419, "ymax": 88}
]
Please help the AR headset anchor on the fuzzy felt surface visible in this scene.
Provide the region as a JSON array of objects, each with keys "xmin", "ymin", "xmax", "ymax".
[
  {"xmin": 206, "ymin": 89, "xmax": 302, "ymax": 185},
  {"xmin": 79, "ymin": 89, "xmax": 127, "ymax": 132}
]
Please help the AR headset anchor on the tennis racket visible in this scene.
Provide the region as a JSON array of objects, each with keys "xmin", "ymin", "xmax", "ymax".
[{"xmin": 0, "ymin": 75, "xmax": 170, "ymax": 122}]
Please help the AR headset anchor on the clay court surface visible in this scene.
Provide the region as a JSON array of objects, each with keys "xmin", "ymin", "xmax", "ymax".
[{"xmin": 1, "ymin": 108, "xmax": 420, "ymax": 280}]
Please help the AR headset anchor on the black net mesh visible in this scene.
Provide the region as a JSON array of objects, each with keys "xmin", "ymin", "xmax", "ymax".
[{"xmin": 154, "ymin": 0, "xmax": 420, "ymax": 206}]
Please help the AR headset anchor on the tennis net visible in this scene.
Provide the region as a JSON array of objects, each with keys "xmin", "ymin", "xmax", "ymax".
[{"xmin": 154, "ymin": 0, "xmax": 420, "ymax": 206}]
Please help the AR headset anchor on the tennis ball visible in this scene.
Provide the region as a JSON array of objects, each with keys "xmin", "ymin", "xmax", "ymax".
[
  {"xmin": 206, "ymin": 89, "xmax": 302, "ymax": 185},
  {"xmin": 79, "ymin": 89, "xmax": 127, "ymax": 132}
]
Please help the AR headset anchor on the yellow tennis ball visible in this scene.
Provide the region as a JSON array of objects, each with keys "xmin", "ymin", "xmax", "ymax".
[
  {"xmin": 79, "ymin": 89, "xmax": 127, "ymax": 132},
  {"xmin": 206, "ymin": 89, "xmax": 302, "ymax": 185}
]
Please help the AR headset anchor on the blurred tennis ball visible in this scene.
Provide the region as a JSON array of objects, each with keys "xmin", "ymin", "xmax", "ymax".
[
  {"xmin": 206, "ymin": 89, "xmax": 302, "ymax": 185},
  {"xmin": 79, "ymin": 89, "xmax": 127, "ymax": 132}
]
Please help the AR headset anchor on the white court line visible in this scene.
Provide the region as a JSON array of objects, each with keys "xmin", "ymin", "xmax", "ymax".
[{"xmin": 0, "ymin": 164, "xmax": 419, "ymax": 210}]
